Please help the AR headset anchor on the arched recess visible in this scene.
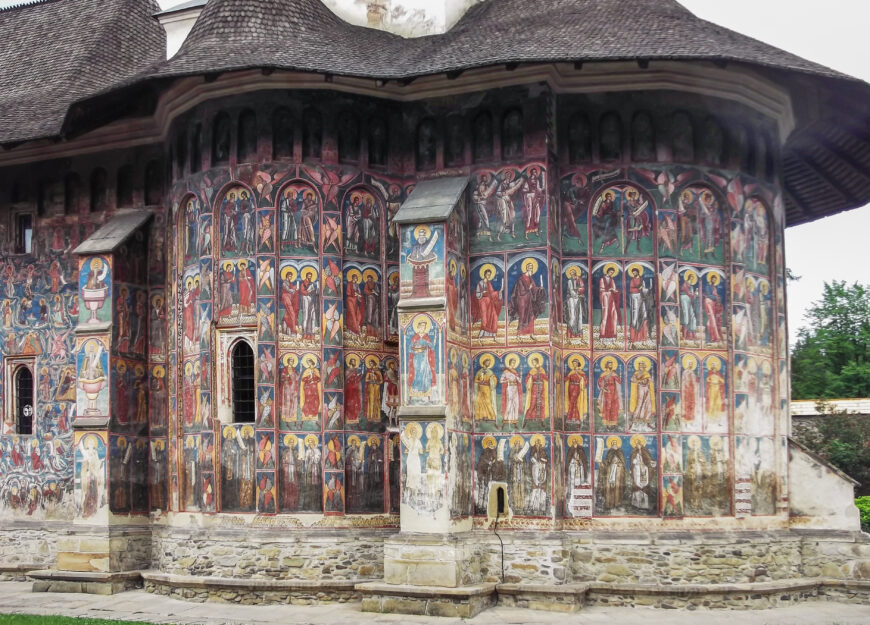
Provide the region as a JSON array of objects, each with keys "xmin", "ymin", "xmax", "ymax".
[
  {"xmin": 211, "ymin": 112, "xmax": 231, "ymax": 165},
  {"xmin": 272, "ymin": 107, "xmax": 294, "ymax": 160},
  {"xmin": 472, "ymin": 110, "xmax": 493, "ymax": 162},
  {"xmin": 237, "ymin": 109, "xmax": 257, "ymax": 163},
  {"xmin": 90, "ymin": 168, "xmax": 109, "ymax": 212},
  {"xmin": 599, "ymin": 112, "xmax": 623, "ymax": 162}
]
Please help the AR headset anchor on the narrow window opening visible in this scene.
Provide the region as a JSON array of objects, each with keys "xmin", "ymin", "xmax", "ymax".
[
  {"xmin": 15, "ymin": 366, "xmax": 33, "ymax": 435},
  {"xmin": 231, "ymin": 342, "xmax": 255, "ymax": 423},
  {"xmin": 16, "ymin": 214, "xmax": 33, "ymax": 254}
]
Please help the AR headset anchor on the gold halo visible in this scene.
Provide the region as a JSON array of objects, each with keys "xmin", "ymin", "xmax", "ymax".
[
  {"xmin": 184, "ymin": 436, "xmax": 195, "ymax": 449},
  {"xmin": 510, "ymin": 434, "xmax": 524, "ymax": 448},
  {"xmin": 117, "ymin": 436, "xmax": 127, "ymax": 448},
  {"xmin": 761, "ymin": 360, "xmax": 772, "ymax": 375},
  {"xmin": 116, "ymin": 361, "xmax": 127, "ymax": 374},
  {"xmin": 633, "ymin": 356, "xmax": 652, "ymax": 371},
  {"xmin": 687, "ymin": 435, "xmax": 701, "ymax": 449},
  {"xmin": 153, "ymin": 365, "xmax": 165, "ymax": 378},
  {"xmin": 346, "ymin": 268, "xmax": 362, "ymax": 283},
  {"xmin": 241, "ymin": 425, "xmax": 254, "ymax": 438},
  {"xmin": 238, "ymin": 259, "xmax": 248, "ymax": 270},
  {"xmin": 413, "ymin": 225, "xmax": 431, "ymax": 240},
  {"xmin": 389, "ymin": 271, "xmax": 399, "ymax": 284},
  {"xmin": 605, "ymin": 435, "xmax": 621, "ymax": 449},
  {"xmin": 684, "ymin": 270, "xmax": 698, "ymax": 285},
  {"xmin": 348, "ymin": 435, "xmax": 361, "ymax": 447},
  {"xmin": 521, "ymin": 258, "xmax": 539, "ymax": 275},
  {"xmin": 707, "ymin": 272, "xmax": 721, "ymax": 286},
  {"xmin": 747, "ymin": 358, "xmax": 758, "ymax": 373},
  {"xmin": 222, "ymin": 426, "xmax": 235, "ymax": 439},
  {"xmin": 134, "ymin": 364, "xmax": 145, "ymax": 377},
  {"xmin": 184, "ymin": 361, "xmax": 193, "ymax": 375},
  {"xmin": 602, "ymin": 262, "xmax": 620, "ymax": 276},
  {"xmin": 630, "ymin": 434, "xmax": 647, "ymax": 448},
  {"xmin": 478, "ymin": 263, "xmax": 498, "ymax": 280},
  {"xmin": 362, "ymin": 269, "xmax": 378, "ymax": 283},
  {"xmin": 412, "ymin": 315, "xmax": 432, "ymax": 334},
  {"xmin": 527, "ymin": 351, "xmax": 546, "ymax": 366},
  {"xmin": 504, "ymin": 353, "xmax": 520, "ymax": 367},
  {"xmin": 709, "ymin": 436, "xmax": 724, "ymax": 449},
  {"xmin": 301, "ymin": 267, "xmax": 317, "ymax": 281},
  {"xmin": 305, "ymin": 434, "xmax": 318, "ymax": 448},
  {"xmin": 404, "ymin": 422, "xmax": 422, "ymax": 440},
  {"xmin": 567, "ymin": 434, "xmax": 584, "ymax": 447},
  {"xmin": 284, "ymin": 434, "xmax": 298, "ymax": 447},
  {"xmin": 482, "ymin": 435, "xmax": 497, "ymax": 449},
  {"xmin": 193, "ymin": 275, "xmax": 201, "ymax": 286},
  {"xmin": 566, "ymin": 266, "xmax": 580, "ymax": 278},
  {"xmin": 303, "ymin": 354, "xmax": 318, "ymax": 368},
  {"xmin": 185, "ymin": 277, "xmax": 194, "ymax": 290},
  {"xmin": 460, "ymin": 264, "xmax": 467, "ymax": 279},
  {"xmin": 568, "ymin": 354, "xmax": 586, "ymax": 369},
  {"xmin": 479, "ymin": 353, "xmax": 494, "ymax": 368},
  {"xmin": 706, "ymin": 356, "xmax": 722, "ymax": 371},
  {"xmin": 759, "ymin": 281, "xmax": 769, "ymax": 294},
  {"xmin": 345, "ymin": 353, "xmax": 360, "ymax": 367},
  {"xmin": 281, "ymin": 265, "xmax": 297, "ymax": 282},
  {"xmin": 155, "ymin": 439, "xmax": 165, "ymax": 450},
  {"xmin": 449, "ymin": 259, "xmax": 457, "ymax": 275},
  {"xmin": 222, "ymin": 260, "xmax": 234, "ymax": 272},
  {"xmin": 681, "ymin": 354, "xmax": 698, "ymax": 371},
  {"xmin": 366, "ymin": 356, "xmax": 380, "ymax": 368},
  {"xmin": 461, "ymin": 353, "xmax": 470, "ymax": 366},
  {"xmin": 449, "ymin": 347, "xmax": 458, "ymax": 363},
  {"xmin": 627, "ymin": 262, "xmax": 645, "ymax": 276},
  {"xmin": 89, "ymin": 258, "xmax": 102, "ymax": 271},
  {"xmin": 599, "ymin": 355, "xmax": 618, "ymax": 371},
  {"xmin": 745, "ymin": 276, "xmax": 756, "ymax": 290},
  {"xmin": 426, "ymin": 422, "xmax": 443, "ymax": 440},
  {"xmin": 368, "ymin": 436, "xmax": 380, "ymax": 447},
  {"xmin": 530, "ymin": 433, "xmax": 546, "ymax": 447},
  {"xmin": 282, "ymin": 353, "xmax": 299, "ymax": 368}
]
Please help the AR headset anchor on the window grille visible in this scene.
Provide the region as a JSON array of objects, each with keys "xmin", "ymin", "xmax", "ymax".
[
  {"xmin": 231, "ymin": 342, "xmax": 255, "ymax": 423},
  {"xmin": 15, "ymin": 366, "xmax": 33, "ymax": 435}
]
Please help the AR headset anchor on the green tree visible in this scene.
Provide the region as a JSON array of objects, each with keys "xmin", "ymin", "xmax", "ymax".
[{"xmin": 790, "ymin": 281, "xmax": 870, "ymax": 399}]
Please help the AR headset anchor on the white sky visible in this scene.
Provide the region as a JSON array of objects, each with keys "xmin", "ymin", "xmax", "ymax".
[{"xmin": 2, "ymin": 0, "xmax": 868, "ymax": 336}]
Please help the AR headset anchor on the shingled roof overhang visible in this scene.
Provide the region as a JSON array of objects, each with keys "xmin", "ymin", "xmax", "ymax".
[{"xmin": 3, "ymin": 0, "xmax": 869, "ymax": 227}]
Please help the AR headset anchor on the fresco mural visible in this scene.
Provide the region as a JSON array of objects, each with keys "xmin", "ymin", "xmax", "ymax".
[
  {"xmin": 400, "ymin": 223, "xmax": 444, "ymax": 300},
  {"xmin": 400, "ymin": 421, "xmax": 445, "ymax": 517},
  {"xmin": 469, "ymin": 164, "xmax": 547, "ymax": 252}
]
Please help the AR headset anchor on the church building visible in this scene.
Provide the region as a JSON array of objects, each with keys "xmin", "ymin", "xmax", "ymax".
[{"xmin": 0, "ymin": 0, "xmax": 869, "ymax": 615}]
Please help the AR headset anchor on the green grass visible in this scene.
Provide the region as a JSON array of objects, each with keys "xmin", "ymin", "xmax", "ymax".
[{"xmin": 0, "ymin": 617, "xmax": 160, "ymax": 625}]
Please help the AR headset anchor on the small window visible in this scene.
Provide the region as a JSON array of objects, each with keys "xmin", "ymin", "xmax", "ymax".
[
  {"xmin": 231, "ymin": 341, "xmax": 255, "ymax": 423},
  {"xmin": 14, "ymin": 366, "xmax": 33, "ymax": 435},
  {"xmin": 15, "ymin": 213, "xmax": 33, "ymax": 254}
]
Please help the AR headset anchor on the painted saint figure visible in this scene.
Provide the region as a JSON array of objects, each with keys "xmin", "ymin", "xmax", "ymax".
[
  {"xmin": 523, "ymin": 355, "xmax": 549, "ymax": 426},
  {"xmin": 628, "ymin": 358, "xmax": 655, "ymax": 432},
  {"xmin": 473, "ymin": 356, "xmax": 498, "ymax": 422},
  {"xmin": 565, "ymin": 356, "xmax": 589, "ymax": 425},
  {"xmin": 510, "ymin": 259, "xmax": 546, "ymax": 338},
  {"xmin": 599, "ymin": 437, "xmax": 625, "ymax": 511},
  {"xmin": 408, "ymin": 225, "xmax": 439, "ymax": 298},
  {"xmin": 596, "ymin": 358, "xmax": 622, "ymax": 430},
  {"xmin": 408, "ymin": 318, "xmax": 437, "ymax": 400},
  {"xmin": 472, "ymin": 266, "xmax": 502, "ymax": 339},
  {"xmin": 564, "ymin": 266, "xmax": 587, "ymax": 341},
  {"xmin": 499, "ymin": 355, "xmax": 523, "ymax": 427},
  {"xmin": 598, "ymin": 264, "xmax": 621, "ymax": 340}
]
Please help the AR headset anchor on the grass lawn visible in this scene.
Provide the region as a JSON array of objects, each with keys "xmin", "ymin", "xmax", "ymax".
[{"xmin": 0, "ymin": 617, "xmax": 159, "ymax": 624}]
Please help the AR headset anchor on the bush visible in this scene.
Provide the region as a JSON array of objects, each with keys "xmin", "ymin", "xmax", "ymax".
[{"xmin": 857, "ymin": 496, "xmax": 870, "ymax": 533}]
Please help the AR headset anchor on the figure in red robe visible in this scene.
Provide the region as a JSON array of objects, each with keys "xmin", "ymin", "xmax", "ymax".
[
  {"xmin": 238, "ymin": 263, "xmax": 255, "ymax": 314},
  {"xmin": 598, "ymin": 266, "xmax": 621, "ymax": 339},
  {"xmin": 510, "ymin": 261, "xmax": 546, "ymax": 337},
  {"xmin": 472, "ymin": 268, "xmax": 502, "ymax": 338},
  {"xmin": 280, "ymin": 277, "xmax": 299, "ymax": 335},
  {"xmin": 344, "ymin": 359, "xmax": 363, "ymax": 424},
  {"xmin": 597, "ymin": 360, "xmax": 622, "ymax": 428},
  {"xmin": 345, "ymin": 275, "xmax": 363, "ymax": 336}
]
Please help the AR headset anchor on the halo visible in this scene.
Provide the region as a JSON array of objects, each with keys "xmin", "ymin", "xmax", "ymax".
[
  {"xmin": 404, "ymin": 422, "xmax": 422, "ymax": 440},
  {"xmin": 504, "ymin": 353, "xmax": 520, "ymax": 367},
  {"xmin": 530, "ymin": 433, "xmax": 546, "ymax": 447},
  {"xmin": 630, "ymin": 434, "xmax": 647, "ymax": 448},
  {"xmin": 193, "ymin": 275, "xmax": 201, "ymax": 286},
  {"xmin": 449, "ymin": 259, "xmax": 457, "ymax": 275},
  {"xmin": 761, "ymin": 360, "xmax": 772, "ymax": 375},
  {"xmin": 238, "ymin": 259, "xmax": 248, "ymax": 270},
  {"xmin": 687, "ymin": 435, "xmax": 701, "ymax": 449},
  {"xmin": 706, "ymin": 356, "xmax": 722, "ymax": 371},
  {"xmin": 346, "ymin": 268, "xmax": 362, "ymax": 283},
  {"xmin": 366, "ymin": 356, "xmax": 380, "ymax": 368},
  {"xmin": 482, "ymin": 435, "xmax": 497, "ymax": 449},
  {"xmin": 449, "ymin": 347, "xmax": 458, "ymax": 363},
  {"xmin": 633, "ymin": 356, "xmax": 652, "ymax": 371},
  {"xmin": 684, "ymin": 270, "xmax": 698, "ymax": 285},
  {"xmin": 222, "ymin": 426, "xmax": 235, "ymax": 439},
  {"xmin": 155, "ymin": 439, "xmax": 165, "ymax": 450},
  {"xmin": 478, "ymin": 263, "xmax": 498, "ymax": 279},
  {"xmin": 566, "ymin": 266, "xmax": 580, "ymax": 278},
  {"xmin": 241, "ymin": 425, "xmax": 254, "ymax": 438},
  {"xmin": 134, "ymin": 364, "xmax": 145, "ymax": 377},
  {"xmin": 389, "ymin": 271, "xmax": 399, "ymax": 284},
  {"xmin": 348, "ymin": 435, "xmax": 361, "ymax": 447},
  {"xmin": 599, "ymin": 355, "xmax": 618, "ymax": 371},
  {"xmin": 521, "ymin": 258, "xmax": 539, "ymax": 275},
  {"xmin": 305, "ymin": 434, "xmax": 318, "ymax": 448},
  {"xmin": 153, "ymin": 365, "xmax": 165, "ymax": 378},
  {"xmin": 301, "ymin": 267, "xmax": 317, "ymax": 281},
  {"xmin": 567, "ymin": 434, "xmax": 583, "ymax": 447},
  {"xmin": 709, "ymin": 436, "xmax": 724, "ymax": 449},
  {"xmin": 425, "ymin": 422, "xmax": 443, "ymax": 440},
  {"xmin": 602, "ymin": 262, "xmax": 620, "ymax": 276},
  {"xmin": 281, "ymin": 265, "xmax": 297, "ymax": 282},
  {"xmin": 478, "ymin": 353, "xmax": 495, "ymax": 368},
  {"xmin": 284, "ymin": 434, "xmax": 298, "ymax": 447},
  {"xmin": 460, "ymin": 263, "xmax": 467, "ymax": 279},
  {"xmin": 282, "ymin": 353, "xmax": 299, "ymax": 368},
  {"xmin": 89, "ymin": 258, "xmax": 102, "ymax": 271},
  {"xmin": 759, "ymin": 280, "xmax": 769, "ymax": 294},
  {"xmin": 345, "ymin": 353, "xmax": 360, "ymax": 367},
  {"xmin": 413, "ymin": 225, "xmax": 431, "ymax": 240},
  {"xmin": 368, "ymin": 436, "xmax": 380, "ymax": 447},
  {"xmin": 627, "ymin": 262, "xmax": 644, "ymax": 276},
  {"xmin": 747, "ymin": 358, "xmax": 758, "ymax": 373},
  {"xmin": 605, "ymin": 435, "xmax": 621, "ymax": 449},
  {"xmin": 568, "ymin": 354, "xmax": 586, "ymax": 369},
  {"xmin": 222, "ymin": 260, "xmax": 234, "ymax": 272},
  {"xmin": 510, "ymin": 434, "xmax": 524, "ymax": 448},
  {"xmin": 681, "ymin": 354, "xmax": 697, "ymax": 370},
  {"xmin": 527, "ymin": 351, "xmax": 546, "ymax": 366},
  {"xmin": 302, "ymin": 354, "xmax": 318, "ymax": 368},
  {"xmin": 184, "ymin": 436, "xmax": 195, "ymax": 449},
  {"xmin": 745, "ymin": 276, "xmax": 756, "ymax": 290},
  {"xmin": 362, "ymin": 269, "xmax": 378, "ymax": 283},
  {"xmin": 183, "ymin": 361, "xmax": 192, "ymax": 375},
  {"xmin": 117, "ymin": 436, "xmax": 127, "ymax": 448},
  {"xmin": 412, "ymin": 315, "xmax": 432, "ymax": 334},
  {"xmin": 185, "ymin": 277, "xmax": 194, "ymax": 290},
  {"xmin": 707, "ymin": 272, "xmax": 721, "ymax": 286},
  {"xmin": 461, "ymin": 352, "xmax": 470, "ymax": 366},
  {"xmin": 116, "ymin": 361, "xmax": 127, "ymax": 374}
]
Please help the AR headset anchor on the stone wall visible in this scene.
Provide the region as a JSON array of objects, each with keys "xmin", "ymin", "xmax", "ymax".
[{"xmin": 0, "ymin": 521, "xmax": 58, "ymax": 578}]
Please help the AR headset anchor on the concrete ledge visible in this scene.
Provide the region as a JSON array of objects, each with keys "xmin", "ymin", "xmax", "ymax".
[
  {"xmin": 357, "ymin": 581, "xmax": 496, "ymax": 617},
  {"xmin": 0, "ymin": 564, "xmax": 41, "ymax": 582},
  {"xmin": 496, "ymin": 582, "xmax": 589, "ymax": 612},
  {"xmin": 142, "ymin": 570, "xmax": 363, "ymax": 605},
  {"xmin": 28, "ymin": 568, "xmax": 142, "ymax": 595}
]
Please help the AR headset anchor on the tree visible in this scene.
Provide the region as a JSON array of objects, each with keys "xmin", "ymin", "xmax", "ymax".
[{"xmin": 790, "ymin": 281, "xmax": 870, "ymax": 400}]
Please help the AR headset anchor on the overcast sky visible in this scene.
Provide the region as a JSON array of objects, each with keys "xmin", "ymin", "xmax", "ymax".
[{"xmin": 2, "ymin": 0, "xmax": 868, "ymax": 336}]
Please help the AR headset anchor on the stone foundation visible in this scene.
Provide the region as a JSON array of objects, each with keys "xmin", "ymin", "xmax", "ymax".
[{"xmin": 0, "ymin": 521, "xmax": 59, "ymax": 577}]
